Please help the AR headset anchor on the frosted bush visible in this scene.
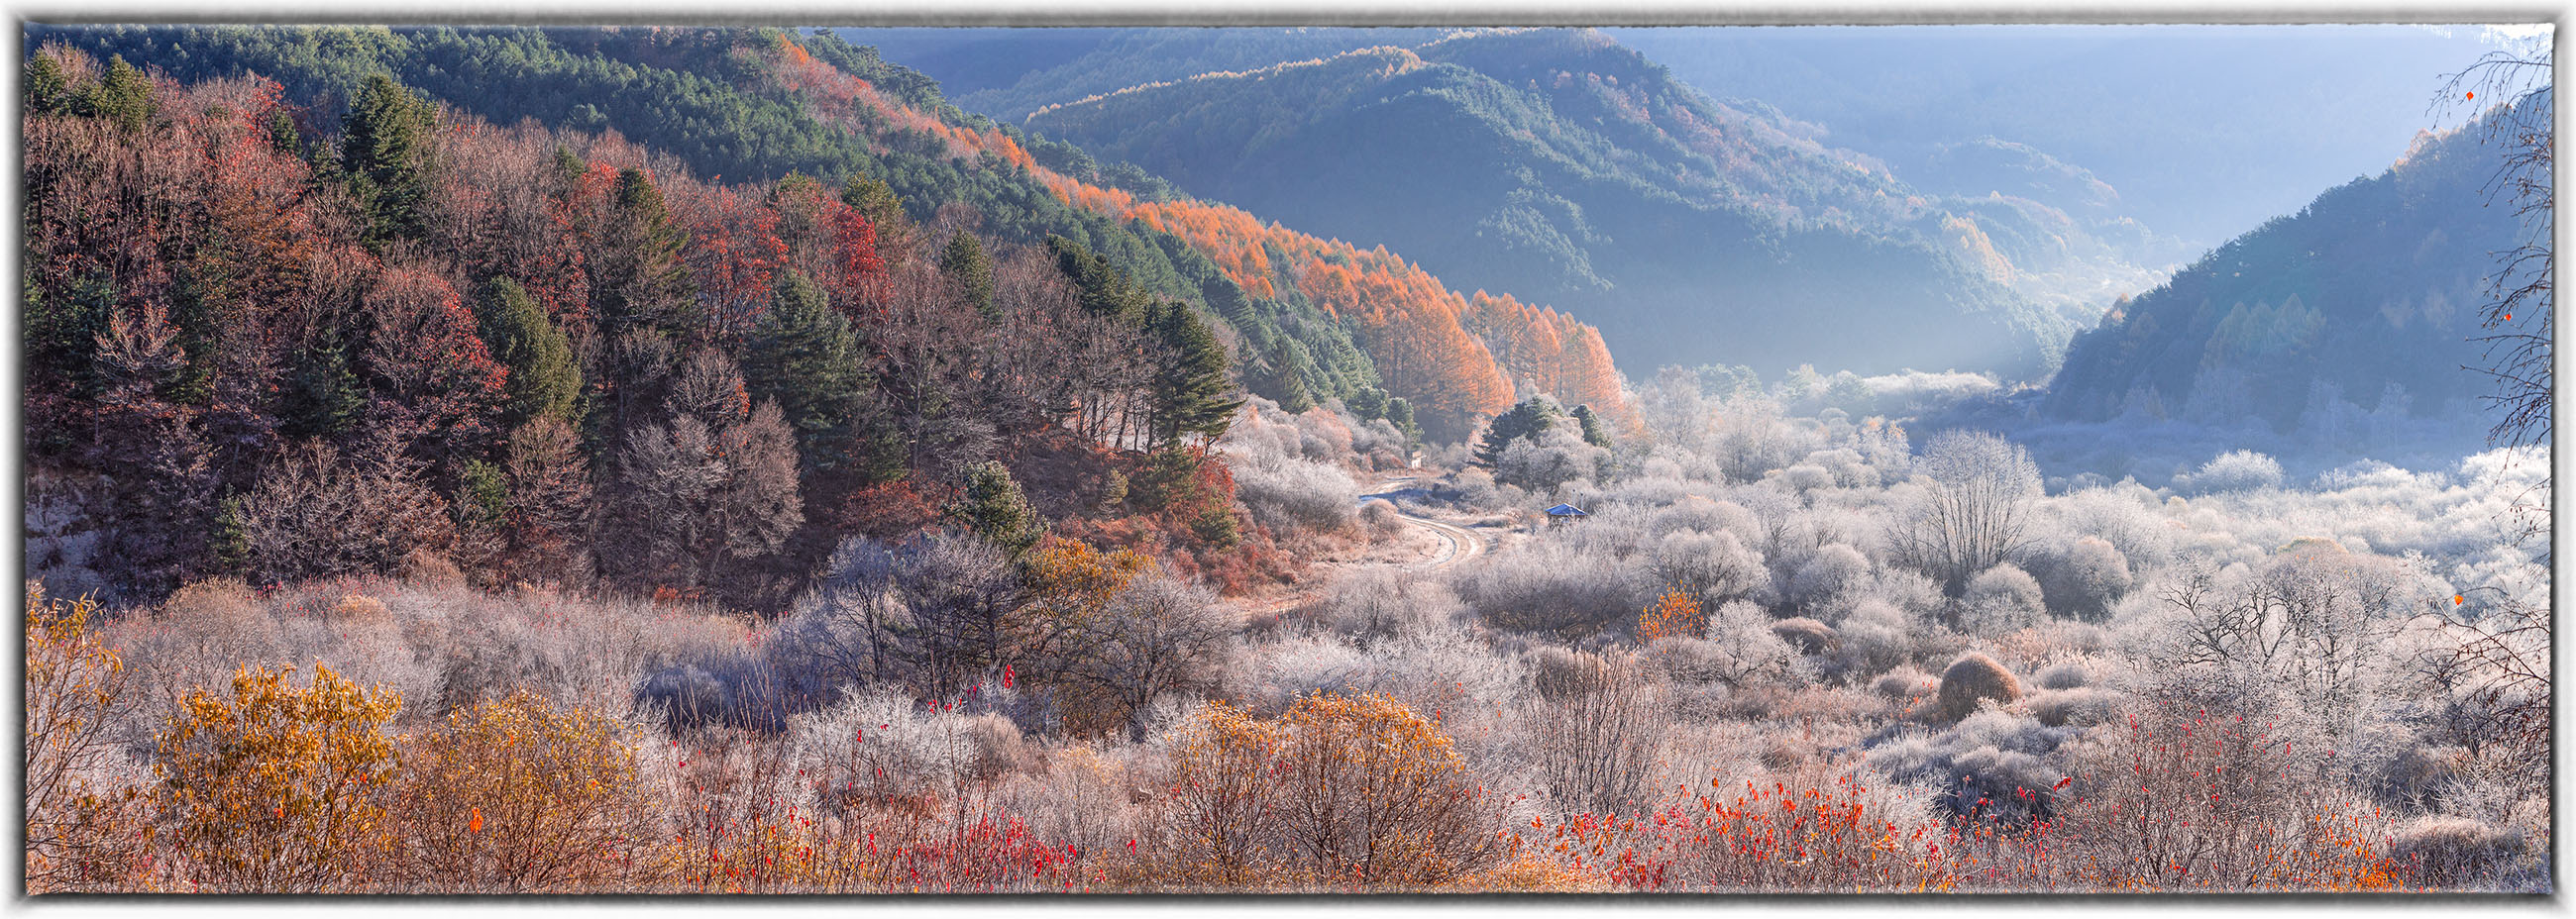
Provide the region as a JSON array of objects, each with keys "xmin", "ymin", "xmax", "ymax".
[
  {"xmin": 1496, "ymin": 427, "xmax": 1607, "ymax": 493},
  {"xmin": 1960, "ymin": 563, "xmax": 2046, "ymax": 637},
  {"xmin": 2175, "ymin": 449, "xmax": 2284, "ymax": 495},
  {"xmin": 1236, "ymin": 633, "xmax": 1368, "ymax": 713},
  {"xmin": 1654, "ymin": 529, "xmax": 1768, "ymax": 608},
  {"xmin": 1866, "ymin": 707, "xmax": 2076, "ymax": 823},
  {"xmin": 1824, "ymin": 597, "xmax": 1911, "ymax": 679},
  {"xmin": 793, "ymin": 689, "xmax": 983, "ymax": 800},
  {"xmin": 1314, "ymin": 568, "xmax": 1462, "ymax": 646},
  {"xmin": 1453, "ymin": 538, "xmax": 1651, "ymax": 637},
  {"xmin": 1788, "ymin": 544, "xmax": 1871, "ymax": 614},
  {"xmin": 1231, "ymin": 450, "xmax": 1361, "ymax": 534},
  {"xmin": 1872, "ymin": 664, "xmax": 1938, "ymax": 702}
]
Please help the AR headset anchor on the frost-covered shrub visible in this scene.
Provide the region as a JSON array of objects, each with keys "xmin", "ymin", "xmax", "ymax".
[
  {"xmin": 1774, "ymin": 463, "xmax": 1836, "ymax": 495},
  {"xmin": 1496, "ymin": 428, "xmax": 1607, "ymax": 494},
  {"xmin": 2370, "ymin": 744, "xmax": 2462, "ymax": 811},
  {"xmin": 2025, "ymin": 686, "xmax": 2121, "ymax": 727},
  {"xmin": 1872, "ymin": 664, "xmax": 1938, "ymax": 702},
  {"xmin": 1654, "ymin": 529, "xmax": 1768, "ymax": 608},
  {"xmin": 1453, "ymin": 539, "xmax": 1649, "ymax": 637},
  {"xmin": 2175, "ymin": 450, "xmax": 2284, "ymax": 495},
  {"xmin": 1931, "ymin": 653, "xmax": 2021, "ymax": 722},
  {"xmin": 2028, "ymin": 536, "xmax": 2132, "ymax": 622},
  {"xmin": 2033, "ymin": 658, "xmax": 2098, "ymax": 691},
  {"xmin": 2388, "ymin": 816, "xmax": 2522, "ymax": 888},
  {"xmin": 1526, "ymin": 645, "xmax": 1613, "ymax": 701},
  {"xmin": 1231, "ymin": 451, "xmax": 1360, "ymax": 535},
  {"xmin": 792, "ymin": 689, "xmax": 989, "ymax": 806},
  {"xmin": 1650, "ymin": 600, "xmax": 1806, "ymax": 689},
  {"xmin": 1240, "ymin": 624, "xmax": 1513, "ymax": 721},
  {"xmin": 1825, "ymin": 598, "xmax": 1912, "ymax": 681},
  {"xmin": 1448, "ymin": 467, "xmax": 1505, "ymax": 510},
  {"xmin": 1798, "ymin": 448, "xmax": 1882, "ymax": 489},
  {"xmin": 1314, "ymin": 568, "xmax": 1461, "ymax": 646},
  {"xmin": 1787, "ymin": 544, "xmax": 1871, "ymax": 614},
  {"xmin": 1357, "ymin": 498, "xmax": 1404, "ymax": 537},
  {"xmin": 1770, "ymin": 617, "xmax": 1838, "ymax": 656},
  {"xmin": 1646, "ymin": 498, "xmax": 1764, "ymax": 544},
  {"xmin": 1960, "ymin": 563, "xmax": 2046, "ymax": 637},
  {"xmin": 1866, "ymin": 707, "xmax": 2075, "ymax": 823},
  {"xmin": 1513, "ymin": 652, "xmax": 1668, "ymax": 814}
]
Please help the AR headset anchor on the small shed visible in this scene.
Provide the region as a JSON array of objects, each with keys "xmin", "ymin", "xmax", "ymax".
[{"xmin": 1545, "ymin": 503, "xmax": 1588, "ymax": 525}]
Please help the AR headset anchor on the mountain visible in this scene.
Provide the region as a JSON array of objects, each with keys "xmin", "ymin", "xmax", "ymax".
[
  {"xmin": 1004, "ymin": 28, "xmax": 2158, "ymax": 379},
  {"xmin": 1609, "ymin": 24, "xmax": 2508, "ymax": 254},
  {"xmin": 30, "ymin": 25, "xmax": 1632, "ymax": 445},
  {"xmin": 2031, "ymin": 95, "xmax": 2536, "ymax": 468}
]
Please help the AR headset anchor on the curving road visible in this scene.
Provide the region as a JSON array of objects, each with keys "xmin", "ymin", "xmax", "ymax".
[
  {"xmin": 1359, "ymin": 476, "xmax": 1488, "ymax": 571},
  {"xmin": 1239, "ymin": 474, "xmax": 1494, "ymax": 618}
]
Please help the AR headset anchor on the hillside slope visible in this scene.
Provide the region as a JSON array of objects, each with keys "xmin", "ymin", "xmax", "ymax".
[
  {"xmin": 1997, "ymin": 96, "xmax": 2539, "ymax": 479},
  {"xmin": 32, "ymin": 25, "xmax": 1632, "ymax": 443},
  {"xmin": 2042, "ymin": 102, "xmax": 2529, "ymax": 435}
]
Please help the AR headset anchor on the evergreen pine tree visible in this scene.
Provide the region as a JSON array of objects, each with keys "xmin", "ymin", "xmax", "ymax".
[
  {"xmin": 340, "ymin": 73, "xmax": 435, "ymax": 246},
  {"xmin": 1475, "ymin": 397, "xmax": 1564, "ymax": 468},
  {"xmin": 1570, "ymin": 404, "xmax": 1611, "ymax": 448},
  {"xmin": 1385, "ymin": 396, "xmax": 1420, "ymax": 442},
  {"xmin": 1047, "ymin": 236, "xmax": 1150, "ymax": 323},
  {"xmin": 744, "ymin": 270, "xmax": 869, "ymax": 474},
  {"xmin": 279, "ymin": 324, "xmax": 366, "ymax": 441},
  {"xmin": 550, "ymin": 146, "xmax": 586, "ymax": 191},
  {"xmin": 25, "ymin": 52, "xmax": 67, "ymax": 116},
  {"xmin": 1256, "ymin": 339, "xmax": 1316, "ymax": 413},
  {"xmin": 841, "ymin": 176, "xmax": 906, "ymax": 227},
  {"xmin": 596, "ymin": 167, "xmax": 698, "ymax": 342},
  {"xmin": 939, "ymin": 232, "xmax": 998, "ymax": 319},
  {"xmin": 1147, "ymin": 302, "xmax": 1243, "ymax": 449},
  {"xmin": 948, "ymin": 460, "xmax": 1046, "ymax": 560},
  {"xmin": 266, "ymin": 110, "xmax": 305, "ymax": 159},
  {"xmin": 211, "ymin": 494, "xmax": 250, "ymax": 575},
  {"xmin": 474, "ymin": 278, "xmax": 582, "ymax": 428},
  {"xmin": 1346, "ymin": 386, "xmax": 1391, "ymax": 422},
  {"xmin": 90, "ymin": 54, "xmax": 154, "ymax": 133}
]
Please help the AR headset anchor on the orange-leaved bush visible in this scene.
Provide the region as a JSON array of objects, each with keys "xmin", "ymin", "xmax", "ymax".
[
  {"xmin": 1160, "ymin": 692, "xmax": 1501, "ymax": 890},
  {"xmin": 153, "ymin": 663, "xmax": 403, "ymax": 892},
  {"xmin": 394, "ymin": 691, "xmax": 663, "ymax": 891},
  {"xmin": 1637, "ymin": 589, "xmax": 1704, "ymax": 645},
  {"xmin": 25, "ymin": 583, "xmax": 153, "ymax": 892}
]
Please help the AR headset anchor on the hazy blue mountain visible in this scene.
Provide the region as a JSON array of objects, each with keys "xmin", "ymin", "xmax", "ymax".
[
  {"xmin": 993, "ymin": 29, "xmax": 2176, "ymax": 378},
  {"xmin": 2009, "ymin": 95, "xmax": 2538, "ymax": 478},
  {"xmin": 1608, "ymin": 24, "xmax": 2507, "ymax": 253}
]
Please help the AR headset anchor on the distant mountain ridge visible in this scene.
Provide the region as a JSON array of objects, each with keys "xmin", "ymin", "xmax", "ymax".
[{"xmin": 1007, "ymin": 28, "xmax": 2170, "ymax": 378}]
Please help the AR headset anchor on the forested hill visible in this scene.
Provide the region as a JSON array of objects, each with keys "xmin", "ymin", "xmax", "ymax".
[
  {"xmin": 1012, "ymin": 28, "xmax": 2156, "ymax": 378},
  {"xmin": 29, "ymin": 26, "xmax": 1632, "ymax": 446},
  {"xmin": 22, "ymin": 25, "xmax": 1634, "ymax": 611},
  {"xmin": 2038, "ymin": 95, "xmax": 2534, "ymax": 459}
]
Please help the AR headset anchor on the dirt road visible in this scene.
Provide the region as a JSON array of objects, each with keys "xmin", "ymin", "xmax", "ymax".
[
  {"xmin": 1358, "ymin": 476, "xmax": 1487, "ymax": 570},
  {"xmin": 1235, "ymin": 474, "xmax": 1496, "ymax": 618}
]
